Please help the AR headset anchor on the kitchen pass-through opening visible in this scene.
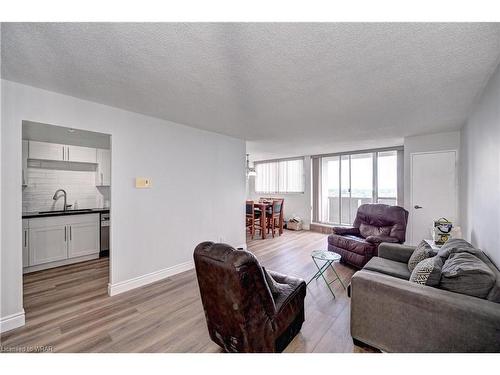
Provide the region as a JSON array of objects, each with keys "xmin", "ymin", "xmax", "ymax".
[{"xmin": 21, "ymin": 120, "xmax": 112, "ymax": 313}]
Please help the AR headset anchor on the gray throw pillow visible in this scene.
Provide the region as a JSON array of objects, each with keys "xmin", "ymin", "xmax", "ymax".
[
  {"xmin": 410, "ymin": 256, "xmax": 443, "ymax": 286},
  {"xmin": 440, "ymin": 252, "xmax": 496, "ymax": 299},
  {"xmin": 437, "ymin": 238, "xmax": 487, "ymax": 262},
  {"xmin": 408, "ymin": 240, "xmax": 434, "ymax": 272}
]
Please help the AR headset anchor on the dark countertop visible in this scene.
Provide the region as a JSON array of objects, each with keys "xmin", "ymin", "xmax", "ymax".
[{"xmin": 23, "ymin": 208, "xmax": 110, "ymax": 219}]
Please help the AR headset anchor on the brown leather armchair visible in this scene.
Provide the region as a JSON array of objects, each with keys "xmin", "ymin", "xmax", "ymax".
[
  {"xmin": 193, "ymin": 242, "xmax": 306, "ymax": 352},
  {"xmin": 328, "ymin": 204, "xmax": 409, "ymax": 268}
]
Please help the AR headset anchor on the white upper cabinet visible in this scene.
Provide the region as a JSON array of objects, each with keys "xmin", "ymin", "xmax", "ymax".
[
  {"xmin": 28, "ymin": 141, "xmax": 96, "ymax": 163},
  {"xmin": 67, "ymin": 145, "xmax": 96, "ymax": 163},
  {"xmin": 96, "ymin": 149, "xmax": 111, "ymax": 186},
  {"xmin": 28, "ymin": 141, "xmax": 65, "ymax": 161}
]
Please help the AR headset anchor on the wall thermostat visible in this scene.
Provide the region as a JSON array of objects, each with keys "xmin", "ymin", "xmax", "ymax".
[{"xmin": 135, "ymin": 177, "xmax": 152, "ymax": 188}]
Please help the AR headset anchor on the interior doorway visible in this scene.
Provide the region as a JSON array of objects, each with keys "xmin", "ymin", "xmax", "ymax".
[{"xmin": 21, "ymin": 121, "xmax": 112, "ymax": 316}]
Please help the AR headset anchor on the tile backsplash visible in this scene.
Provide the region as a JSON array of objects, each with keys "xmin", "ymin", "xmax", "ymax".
[{"xmin": 23, "ymin": 167, "xmax": 109, "ymax": 213}]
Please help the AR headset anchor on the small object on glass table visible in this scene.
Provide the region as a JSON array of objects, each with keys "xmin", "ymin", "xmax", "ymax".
[{"xmin": 307, "ymin": 250, "xmax": 346, "ymax": 298}]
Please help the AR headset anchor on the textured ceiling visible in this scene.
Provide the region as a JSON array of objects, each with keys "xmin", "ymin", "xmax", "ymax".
[{"xmin": 2, "ymin": 23, "xmax": 500, "ymax": 160}]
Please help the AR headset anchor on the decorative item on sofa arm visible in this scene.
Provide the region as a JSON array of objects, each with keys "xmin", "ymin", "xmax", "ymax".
[
  {"xmin": 193, "ymin": 241, "xmax": 306, "ymax": 353},
  {"xmin": 328, "ymin": 204, "xmax": 409, "ymax": 269}
]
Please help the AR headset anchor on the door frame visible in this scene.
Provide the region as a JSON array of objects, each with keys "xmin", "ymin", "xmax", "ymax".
[
  {"xmin": 409, "ymin": 149, "xmax": 458, "ymax": 245},
  {"xmin": 21, "ymin": 121, "xmax": 113, "ymax": 304}
]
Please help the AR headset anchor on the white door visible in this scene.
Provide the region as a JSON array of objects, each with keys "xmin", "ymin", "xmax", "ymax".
[
  {"xmin": 29, "ymin": 224, "xmax": 68, "ymax": 265},
  {"xmin": 67, "ymin": 145, "xmax": 96, "ymax": 163},
  {"xmin": 410, "ymin": 151, "xmax": 457, "ymax": 245},
  {"xmin": 29, "ymin": 141, "xmax": 65, "ymax": 161},
  {"xmin": 67, "ymin": 215, "xmax": 100, "ymax": 258},
  {"xmin": 96, "ymin": 149, "xmax": 111, "ymax": 186}
]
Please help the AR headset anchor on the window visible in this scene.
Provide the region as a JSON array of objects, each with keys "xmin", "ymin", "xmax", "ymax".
[
  {"xmin": 314, "ymin": 148, "xmax": 402, "ymax": 225},
  {"xmin": 377, "ymin": 150, "xmax": 398, "ymax": 206},
  {"xmin": 255, "ymin": 158, "xmax": 304, "ymax": 193}
]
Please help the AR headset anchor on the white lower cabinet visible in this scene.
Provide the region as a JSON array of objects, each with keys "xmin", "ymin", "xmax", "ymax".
[
  {"xmin": 67, "ymin": 216, "xmax": 100, "ymax": 258},
  {"xmin": 29, "ymin": 223, "xmax": 68, "ymax": 265},
  {"xmin": 25, "ymin": 214, "xmax": 99, "ymax": 272}
]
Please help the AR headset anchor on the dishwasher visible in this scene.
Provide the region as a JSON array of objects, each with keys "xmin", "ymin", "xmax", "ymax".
[{"xmin": 100, "ymin": 212, "xmax": 110, "ymax": 257}]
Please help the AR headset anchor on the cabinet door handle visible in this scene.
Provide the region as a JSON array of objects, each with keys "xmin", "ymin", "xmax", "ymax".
[
  {"xmin": 70, "ymin": 226, "xmax": 72, "ymax": 241},
  {"xmin": 62, "ymin": 146, "xmax": 65, "ymax": 160},
  {"xmin": 64, "ymin": 226, "xmax": 67, "ymax": 242},
  {"xmin": 67, "ymin": 147, "xmax": 70, "ymax": 161},
  {"xmin": 101, "ymin": 173, "xmax": 103, "ymax": 185},
  {"xmin": 24, "ymin": 230, "xmax": 27, "ymax": 247}
]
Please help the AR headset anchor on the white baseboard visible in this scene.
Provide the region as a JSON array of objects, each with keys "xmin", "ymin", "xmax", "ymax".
[
  {"xmin": 108, "ymin": 260, "xmax": 194, "ymax": 296},
  {"xmin": 0, "ymin": 309, "xmax": 25, "ymax": 333}
]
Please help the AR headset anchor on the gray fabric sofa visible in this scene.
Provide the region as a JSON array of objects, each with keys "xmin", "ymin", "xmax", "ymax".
[{"xmin": 350, "ymin": 242, "xmax": 500, "ymax": 352}]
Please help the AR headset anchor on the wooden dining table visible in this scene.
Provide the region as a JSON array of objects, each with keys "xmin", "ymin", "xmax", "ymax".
[{"xmin": 254, "ymin": 201, "xmax": 272, "ymax": 239}]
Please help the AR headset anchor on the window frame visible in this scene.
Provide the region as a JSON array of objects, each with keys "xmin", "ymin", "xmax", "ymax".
[
  {"xmin": 254, "ymin": 156, "xmax": 305, "ymax": 194},
  {"xmin": 312, "ymin": 147, "xmax": 403, "ymax": 225}
]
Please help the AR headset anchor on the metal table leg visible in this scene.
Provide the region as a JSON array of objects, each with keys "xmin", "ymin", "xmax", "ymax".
[
  {"xmin": 307, "ymin": 261, "xmax": 330, "ymax": 284},
  {"xmin": 328, "ymin": 262, "xmax": 346, "ymax": 289},
  {"xmin": 309, "ymin": 257, "xmax": 337, "ymax": 298}
]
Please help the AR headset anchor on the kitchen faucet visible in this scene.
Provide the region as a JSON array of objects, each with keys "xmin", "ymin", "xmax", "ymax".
[{"xmin": 52, "ymin": 189, "xmax": 69, "ymax": 211}]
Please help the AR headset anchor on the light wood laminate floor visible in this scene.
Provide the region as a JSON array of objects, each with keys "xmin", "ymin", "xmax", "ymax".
[{"xmin": 1, "ymin": 230, "xmax": 375, "ymax": 353}]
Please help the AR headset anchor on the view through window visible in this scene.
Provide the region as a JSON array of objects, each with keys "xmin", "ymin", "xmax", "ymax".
[{"xmin": 317, "ymin": 149, "xmax": 400, "ymax": 225}]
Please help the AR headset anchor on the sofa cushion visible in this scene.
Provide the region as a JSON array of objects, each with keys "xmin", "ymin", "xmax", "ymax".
[
  {"xmin": 328, "ymin": 234, "xmax": 375, "ymax": 256},
  {"xmin": 482, "ymin": 253, "xmax": 500, "ymax": 303},
  {"xmin": 408, "ymin": 240, "xmax": 434, "ymax": 272},
  {"xmin": 409, "ymin": 256, "xmax": 444, "ymax": 286},
  {"xmin": 440, "ymin": 252, "xmax": 496, "ymax": 299},
  {"xmin": 262, "ymin": 267, "xmax": 292, "ymax": 299},
  {"xmin": 437, "ymin": 238, "xmax": 485, "ymax": 261},
  {"xmin": 363, "ymin": 257, "xmax": 411, "ymax": 280},
  {"xmin": 359, "ymin": 223, "xmax": 391, "ymax": 238},
  {"xmin": 437, "ymin": 239, "xmax": 500, "ymax": 302}
]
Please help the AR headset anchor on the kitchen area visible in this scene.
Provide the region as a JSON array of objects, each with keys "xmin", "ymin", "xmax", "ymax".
[{"xmin": 21, "ymin": 121, "xmax": 111, "ymax": 274}]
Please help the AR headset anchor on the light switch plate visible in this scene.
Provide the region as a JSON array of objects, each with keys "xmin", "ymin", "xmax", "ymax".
[{"xmin": 135, "ymin": 177, "xmax": 152, "ymax": 188}]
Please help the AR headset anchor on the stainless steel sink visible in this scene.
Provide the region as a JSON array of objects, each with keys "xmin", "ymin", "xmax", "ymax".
[{"xmin": 38, "ymin": 209, "xmax": 93, "ymax": 214}]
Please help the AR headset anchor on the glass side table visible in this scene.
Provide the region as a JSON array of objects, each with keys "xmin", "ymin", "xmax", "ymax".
[{"xmin": 307, "ymin": 250, "xmax": 346, "ymax": 298}]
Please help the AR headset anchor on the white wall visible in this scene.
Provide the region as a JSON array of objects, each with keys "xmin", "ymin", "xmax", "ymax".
[
  {"xmin": 1, "ymin": 80, "xmax": 246, "ymax": 329},
  {"xmin": 461, "ymin": 62, "xmax": 500, "ymax": 266},
  {"xmin": 246, "ymin": 156, "xmax": 312, "ymax": 229}
]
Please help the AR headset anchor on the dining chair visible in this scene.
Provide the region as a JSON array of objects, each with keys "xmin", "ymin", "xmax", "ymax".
[
  {"xmin": 266, "ymin": 199, "xmax": 283, "ymax": 237},
  {"xmin": 246, "ymin": 200, "xmax": 263, "ymax": 239},
  {"xmin": 277, "ymin": 198, "xmax": 284, "ymax": 235},
  {"xmin": 246, "ymin": 200, "xmax": 255, "ymax": 237}
]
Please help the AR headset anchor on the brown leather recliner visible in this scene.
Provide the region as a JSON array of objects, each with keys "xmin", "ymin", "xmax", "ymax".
[
  {"xmin": 328, "ymin": 204, "xmax": 409, "ymax": 269},
  {"xmin": 193, "ymin": 242, "xmax": 306, "ymax": 353}
]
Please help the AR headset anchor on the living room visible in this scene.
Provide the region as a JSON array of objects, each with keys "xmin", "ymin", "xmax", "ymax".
[{"xmin": 1, "ymin": 1, "xmax": 499, "ymax": 373}]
